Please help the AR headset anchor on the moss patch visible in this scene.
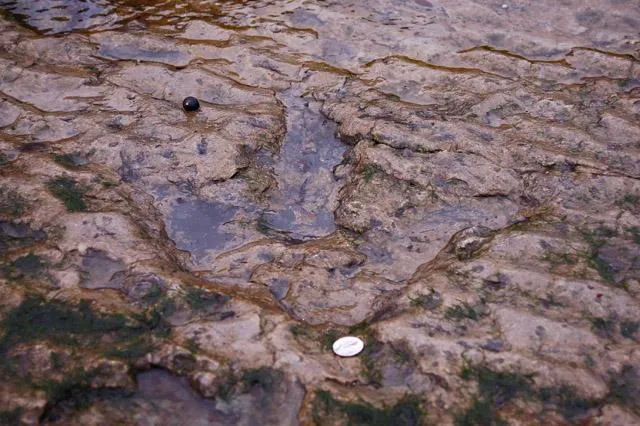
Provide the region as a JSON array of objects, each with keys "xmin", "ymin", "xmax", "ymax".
[
  {"xmin": 608, "ymin": 365, "xmax": 640, "ymax": 414},
  {"xmin": 256, "ymin": 215, "xmax": 277, "ymax": 235},
  {"xmin": 319, "ymin": 328, "xmax": 341, "ymax": 352},
  {"xmin": 541, "ymin": 251, "xmax": 579, "ymax": 266},
  {"xmin": 312, "ymin": 390, "xmax": 423, "ymax": 426},
  {"xmin": 409, "ymin": 288, "xmax": 442, "ymax": 310},
  {"xmin": 2, "ymin": 252, "xmax": 46, "ymax": 280},
  {"xmin": 628, "ymin": 227, "xmax": 640, "ymax": 245},
  {"xmin": 39, "ymin": 368, "xmax": 135, "ymax": 422},
  {"xmin": 241, "ymin": 367, "xmax": 280, "ymax": 392},
  {"xmin": 183, "ymin": 287, "xmax": 228, "ymax": 311},
  {"xmin": 54, "ymin": 154, "xmax": 79, "ymax": 168},
  {"xmin": 47, "ymin": 177, "xmax": 88, "ymax": 212},
  {"xmin": 462, "ymin": 365, "xmax": 534, "ymax": 403},
  {"xmin": 454, "ymin": 398, "xmax": 505, "ymax": 426},
  {"xmin": 0, "ymin": 186, "xmax": 27, "ymax": 218},
  {"xmin": 445, "ymin": 302, "xmax": 481, "ymax": 321},
  {"xmin": 589, "ymin": 317, "xmax": 617, "ymax": 339},
  {"xmin": 361, "ymin": 164, "xmax": 382, "ymax": 183},
  {"xmin": 357, "ymin": 328, "xmax": 384, "ymax": 386},
  {"xmin": 0, "ymin": 297, "xmax": 168, "ymax": 361},
  {"xmin": 617, "ymin": 194, "xmax": 639, "ymax": 210},
  {"xmin": 0, "ymin": 408, "xmax": 23, "ymax": 424},
  {"xmin": 289, "ymin": 324, "xmax": 313, "ymax": 339},
  {"xmin": 620, "ymin": 321, "xmax": 639, "ymax": 340},
  {"xmin": 580, "ymin": 226, "xmax": 618, "ymax": 283},
  {"xmin": 587, "ymin": 254, "xmax": 615, "ymax": 283},
  {"xmin": 459, "ymin": 365, "xmax": 601, "ymax": 423},
  {"xmin": 538, "ymin": 385, "xmax": 596, "ymax": 420}
]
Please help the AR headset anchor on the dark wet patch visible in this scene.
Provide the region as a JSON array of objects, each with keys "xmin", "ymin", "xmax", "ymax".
[
  {"xmin": 19, "ymin": 142, "xmax": 48, "ymax": 152},
  {"xmin": 0, "ymin": 0, "xmax": 221, "ymax": 34},
  {"xmin": 167, "ymin": 198, "xmax": 238, "ymax": 263},
  {"xmin": 373, "ymin": 342, "xmax": 424, "ymax": 389},
  {"xmin": 118, "ymin": 367, "xmax": 303, "ymax": 426},
  {"xmin": 266, "ymin": 277, "xmax": 289, "ymax": 301},
  {"xmin": 81, "ymin": 249, "xmax": 126, "ymax": 289},
  {"xmin": 575, "ymin": 8, "xmax": 604, "ymax": 26},
  {"xmin": 358, "ymin": 243, "xmax": 393, "ymax": 264},
  {"xmin": 482, "ymin": 339, "xmax": 505, "ymax": 353},
  {"xmin": 260, "ymin": 91, "xmax": 346, "ymax": 239},
  {"xmin": 196, "ymin": 138, "xmax": 208, "ymax": 155},
  {"xmin": 136, "ymin": 369, "xmax": 220, "ymax": 420},
  {"xmin": 290, "ymin": 8, "xmax": 325, "ymax": 27},
  {"xmin": 0, "ymin": 0, "xmax": 116, "ymax": 34},
  {"xmin": 117, "ymin": 151, "xmax": 144, "ymax": 183},
  {"xmin": 620, "ymin": 320, "xmax": 639, "ymax": 340},
  {"xmin": 0, "ymin": 221, "xmax": 45, "ymax": 252},
  {"xmin": 414, "ymin": 0, "xmax": 433, "ymax": 8},
  {"xmin": 579, "ymin": 226, "xmax": 640, "ymax": 286}
]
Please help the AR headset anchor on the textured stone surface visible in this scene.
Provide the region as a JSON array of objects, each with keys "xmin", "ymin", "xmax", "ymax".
[{"xmin": 0, "ymin": 0, "xmax": 639, "ymax": 425}]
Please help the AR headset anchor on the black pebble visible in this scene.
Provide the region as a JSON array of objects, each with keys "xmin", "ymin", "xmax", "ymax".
[{"xmin": 182, "ymin": 96, "xmax": 200, "ymax": 112}]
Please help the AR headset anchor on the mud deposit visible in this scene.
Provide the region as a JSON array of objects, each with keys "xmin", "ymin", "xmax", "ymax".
[{"xmin": 1, "ymin": 0, "xmax": 639, "ymax": 424}]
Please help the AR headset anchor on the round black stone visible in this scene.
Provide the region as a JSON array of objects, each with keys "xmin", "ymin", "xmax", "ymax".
[{"xmin": 182, "ymin": 96, "xmax": 200, "ymax": 112}]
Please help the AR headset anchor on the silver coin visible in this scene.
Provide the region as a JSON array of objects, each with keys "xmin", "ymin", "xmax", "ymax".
[{"xmin": 332, "ymin": 336, "xmax": 365, "ymax": 357}]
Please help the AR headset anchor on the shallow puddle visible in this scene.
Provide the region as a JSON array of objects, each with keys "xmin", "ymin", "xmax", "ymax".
[
  {"xmin": 0, "ymin": 0, "xmax": 231, "ymax": 34},
  {"xmin": 260, "ymin": 89, "xmax": 346, "ymax": 239},
  {"xmin": 167, "ymin": 198, "xmax": 240, "ymax": 264},
  {"xmin": 136, "ymin": 369, "xmax": 225, "ymax": 426}
]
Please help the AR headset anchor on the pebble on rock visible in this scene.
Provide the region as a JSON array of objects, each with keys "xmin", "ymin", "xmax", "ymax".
[{"xmin": 183, "ymin": 96, "xmax": 200, "ymax": 112}]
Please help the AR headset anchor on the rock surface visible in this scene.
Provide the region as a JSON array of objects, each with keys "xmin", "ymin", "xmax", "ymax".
[{"xmin": 0, "ymin": 0, "xmax": 639, "ymax": 425}]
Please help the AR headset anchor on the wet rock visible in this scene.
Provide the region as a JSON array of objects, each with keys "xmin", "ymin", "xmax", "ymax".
[
  {"xmin": 93, "ymin": 32, "xmax": 193, "ymax": 68},
  {"xmin": 166, "ymin": 198, "xmax": 241, "ymax": 265},
  {"xmin": 267, "ymin": 278, "xmax": 290, "ymax": 301},
  {"xmin": 496, "ymin": 308, "xmax": 602, "ymax": 364},
  {"xmin": 482, "ymin": 338, "xmax": 505, "ymax": 353},
  {"xmin": 0, "ymin": 59, "xmax": 104, "ymax": 112},
  {"xmin": 109, "ymin": 64, "xmax": 275, "ymax": 107},
  {"xmin": 8, "ymin": 115, "xmax": 80, "ymax": 143},
  {"xmin": 1, "ymin": 0, "xmax": 640, "ymax": 424},
  {"xmin": 81, "ymin": 249, "xmax": 126, "ymax": 289},
  {"xmin": 0, "ymin": 221, "xmax": 45, "ymax": 251},
  {"xmin": 591, "ymin": 244, "xmax": 640, "ymax": 285}
]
